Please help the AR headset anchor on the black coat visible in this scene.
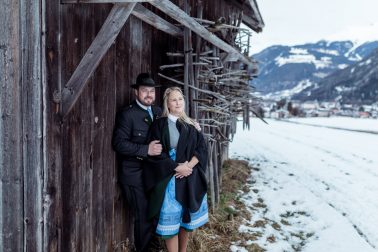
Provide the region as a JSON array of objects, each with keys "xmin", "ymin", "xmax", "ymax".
[
  {"xmin": 143, "ymin": 117, "xmax": 208, "ymax": 222},
  {"xmin": 112, "ymin": 101, "xmax": 162, "ymax": 186}
]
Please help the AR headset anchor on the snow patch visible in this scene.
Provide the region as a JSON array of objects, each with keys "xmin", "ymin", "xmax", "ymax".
[
  {"xmin": 314, "ymin": 48, "xmax": 339, "ymax": 56},
  {"xmin": 263, "ymin": 80, "xmax": 314, "ymax": 99},
  {"xmin": 348, "ymin": 54, "xmax": 362, "ymax": 61},
  {"xmin": 338, "ymin": 64, "xmax": 349, "ymax": 69},
  {"xmin": 359, "ymin": 59, "xmax": 372, "ymax": 66},
  {"xmin": 230, "ymin": 245, "xmax": 248, "ymax": 252},
  {"xmin": 335, "ymin": 86, "xmax": 354, "ymax": 93},
  {"xmin": 291, "ymin": 47, "xmax": 309, "ymax": 54},
  {"xmin": 275, "ymin": 51, "xmax": 332, "ymax": 69},
  {"xmin": 275, "ymin": 54, "xmax": 332, "ymax": 69},
  {"xmin": 313, "ymin": 72, "xmax": 329, "ymax": 78}
]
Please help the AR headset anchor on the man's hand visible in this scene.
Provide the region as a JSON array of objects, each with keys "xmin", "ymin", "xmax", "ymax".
[
  {"xmin": 194, "ymin": 121, "xmax": 201, "ymax": 131},
  {"xmin": 174, "ymin": 161, "xmax": 192, "ymax": 179},
  {"xmin": 148, "ymin": 140, "xmax": 162, "ymax": 156}
]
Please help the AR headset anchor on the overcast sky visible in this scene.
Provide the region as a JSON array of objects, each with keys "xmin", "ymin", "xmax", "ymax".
[{"xmin": 249, "ymin": 0, "xmax": 378, "ymax": 54}]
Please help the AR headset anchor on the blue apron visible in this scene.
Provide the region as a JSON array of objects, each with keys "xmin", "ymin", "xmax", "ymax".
[{"xmin": 155, "ymin": 148, "xmax": 208, "ymax": 237}]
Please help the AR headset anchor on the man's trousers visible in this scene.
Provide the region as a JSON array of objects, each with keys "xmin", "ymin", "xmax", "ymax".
[{"xmin": 121, "ymin": 184, "xmax": 153, "ymax": 252}]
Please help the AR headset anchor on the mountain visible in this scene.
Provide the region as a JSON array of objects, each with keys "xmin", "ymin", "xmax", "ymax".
[
  {"xmin": 292, "ymin": 48, "xmax": 378, "ymax": 104},
  {"xmin": 252, "ymin": 40, "xmax": 378, "ymax": 100}
]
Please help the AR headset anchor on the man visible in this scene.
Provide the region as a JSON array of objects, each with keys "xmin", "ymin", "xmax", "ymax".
[{"xmin": 112, "ymin": 73, "xmax": 162, "ymax": 252}]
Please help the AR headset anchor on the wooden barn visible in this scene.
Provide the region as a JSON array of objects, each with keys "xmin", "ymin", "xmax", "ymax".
[{"xmin": 0, "ymin": 0, "xmax": 264, "ymax": 251}]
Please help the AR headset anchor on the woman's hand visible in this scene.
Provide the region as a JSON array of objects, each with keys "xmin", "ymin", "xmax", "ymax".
[{"xmin": 174, "ymin": 161, "xmax": 192, "ymax": 179}]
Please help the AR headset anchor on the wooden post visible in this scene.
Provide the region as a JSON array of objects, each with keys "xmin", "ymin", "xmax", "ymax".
[
  {"xmin": 21, "ymin": 0, "xmax": 45, "ymax": 250},
  {"xmin": 182, "ymin": 0, "xmax": 190, "ymax": 115},
  {"xmin": 191, "ymin": 0, "xmax": 203, "ymax": 120},
  {"xmin": 208, "ymin": 141, "xmax": 215, "ymax": 211},
  {"xmin": 0, "ymin": 1, "xmax": 24, "ymax": 250},
  {"xmin": 212, "ymin": 140, "xmax": 219, "ymax": 205}
]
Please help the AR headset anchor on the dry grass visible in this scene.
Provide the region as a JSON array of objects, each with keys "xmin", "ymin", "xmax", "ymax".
[{"xmin": 186, "ymin": 159, "xmax": 265, "ymax": 252}]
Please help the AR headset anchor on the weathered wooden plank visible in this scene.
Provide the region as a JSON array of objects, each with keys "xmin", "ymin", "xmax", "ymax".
[
  {"xmin": 132, "ymin": 3, "xmax": 182, "ymax": 37},
  {"xmin": 62, "ymin": 0, "xmax": 154, "ymax": 3},
  {"xmin": 141, "ymin": 16, "xmax": 152, "ymax": 73},
  {"xmin": 182, "ymin": 0, "xmax": 190, "ymax": 114},
  {"xmin": 60, "ymin": 4, "xmax": 83, "ymax": 251},
  {"xmin": 0, "ymin": 1, "xmax": 24, "ymax": 251},
  {"xmin": 115, "ymin": 17, "xmax": 131, "ymax": 108},
  {"xmin": 77, "ymin": 5, "xmax": 96, "ymax": 251},
  {"xmin": 129, "ymin": 15, "xmax": 143, "ymax": 97},
  {"xmin": 207, "ymin": 140, "xmax": 215, "ymax": 210},
  {"xmin": 93, "ymin": 15, "xmax": 117, "ymax": 249},
  {"xmin": 61, "ymin": 3, "xmax": 136, "ymax": 117},
  {"xmin": 61, "ymin": 113, "xmax": 80, "ymax": 252},
  {"xmin": 148, "ymin": 0, "xmax": 254, "ymax": 67},
  {"xmin": 21, "ymin": 0, "xmax": 45, "ymax": 250},
  {"xmin": 91, "ymin": 5, "xmax": 116, "ymax": 251},
  {"xmin": 114, "ymin": 15, "xmax": 133, "ymax": 248},
  {"xmin": 44, "ymin": 0, "xmax": 63, "ymax": 250},
  {"xmin": 212, "ymin": 141, "xmax": 219, "ymax": 204}
]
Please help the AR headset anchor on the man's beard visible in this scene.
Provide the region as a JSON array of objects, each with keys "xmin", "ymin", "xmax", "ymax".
[{"xmin": 140, "ymin": 97, "xmax": 154, "ymax": 106}]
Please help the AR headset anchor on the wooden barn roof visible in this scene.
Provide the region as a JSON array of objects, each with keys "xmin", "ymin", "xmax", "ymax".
[
  {"xmin": 233, "ymin": 0, "xmax": 265, "ymax": 32},
  {"xmin": 245, "ymin": 0, "xmax": 265, "ymax": 32}
]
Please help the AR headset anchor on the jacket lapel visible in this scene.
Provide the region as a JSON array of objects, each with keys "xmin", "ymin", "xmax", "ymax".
[
  {"xmin": 144, "ymin": 115, "xmax": 152, "ymax": 126},
  {"xmin": 134, "ymin": 100, "xmax": 152, "ymax": 126},
  {"xmin": 152, "ymin": 106, "xmax": 159, "ymax": 121}
]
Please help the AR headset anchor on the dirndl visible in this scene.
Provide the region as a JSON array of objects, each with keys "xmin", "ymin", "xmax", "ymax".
[{"xmin": 155, "ymin": 149, "xmax": 208, "ymax": 237}]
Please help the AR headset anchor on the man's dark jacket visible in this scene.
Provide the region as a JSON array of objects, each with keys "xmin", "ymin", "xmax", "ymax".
[
  {"xmin": 143, "ymin": 117, "xmax": 208, "ymax": 222},
  {"xmin": 112, "ymin": 101, "xmax": 162, "ymax": 186}
]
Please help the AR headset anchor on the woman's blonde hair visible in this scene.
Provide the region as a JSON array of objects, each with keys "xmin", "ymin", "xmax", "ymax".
[{"xmin": 162, "ymin": 87, "xmax": 196, "ymax": 126}]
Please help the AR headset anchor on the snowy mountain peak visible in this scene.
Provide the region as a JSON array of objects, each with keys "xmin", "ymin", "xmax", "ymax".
[
  {"xmin": 293, "ymin": 47, "xmax": 378, "ymax": 104},
  {"xmin": 252, "ymin": 40, "xmax": 378, "ymax": 103}
]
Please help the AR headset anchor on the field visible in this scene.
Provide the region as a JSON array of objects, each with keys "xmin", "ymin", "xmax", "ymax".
[{"xmin": 229, "ymin": 117, "xmax": 378, "ymax": 251}]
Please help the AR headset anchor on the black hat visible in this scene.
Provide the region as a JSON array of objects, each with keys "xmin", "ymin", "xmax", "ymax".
[{"xmin": 131, "ymin": 73, "xmax": 160, "ymax": 89}]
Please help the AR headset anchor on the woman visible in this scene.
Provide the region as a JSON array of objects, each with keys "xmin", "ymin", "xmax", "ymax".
[{"xmin": 143, "ymin": 87, "xmax": 208, "ymax": 252}]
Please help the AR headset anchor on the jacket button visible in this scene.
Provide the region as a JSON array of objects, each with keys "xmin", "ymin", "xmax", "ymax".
[{"xmin": 138, "ymin": 133, "xmax": 141, "ymax": 136}]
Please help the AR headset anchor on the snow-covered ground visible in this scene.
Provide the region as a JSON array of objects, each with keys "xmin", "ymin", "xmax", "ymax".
[
  {"xmin": 229, "ymin": 117, "xmax": 378, "ymax": 252},
  {"xmin": 286, "ymin": 117, "xmax": 378, "ymax": 133}
]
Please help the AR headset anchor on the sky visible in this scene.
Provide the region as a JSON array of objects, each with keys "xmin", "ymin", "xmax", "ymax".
[{"xmin": 249, "ymin": 0, "xmax": 378, "ymax": 54}]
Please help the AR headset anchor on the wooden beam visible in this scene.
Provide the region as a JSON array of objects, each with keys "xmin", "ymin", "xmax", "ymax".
[
  {"xmin": 131, "ymin": 3, "xmax": 182, "ymax": 37},
  {"xmin": 61, "ymin": 3, "xmax": 136, "ymax": 116},
  {"xmin": 61, "ymin": 0, "xmax": 154, "ymax": 3},
  {"xmin": 247, "ymin": 0, "xmax": 265, "ymax": 29},
  {"xmin": 148, "ymin": 0, "xmax": 254, "ymax": 67}
]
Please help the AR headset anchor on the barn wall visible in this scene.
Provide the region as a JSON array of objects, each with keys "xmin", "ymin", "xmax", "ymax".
[
  {"xmin": 0, "ymin": 0, "xmax": 256, "ymax": 251},
  {"xmin": 44, "ymin": 2, "xmax": 177, "ymax": 251}
]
